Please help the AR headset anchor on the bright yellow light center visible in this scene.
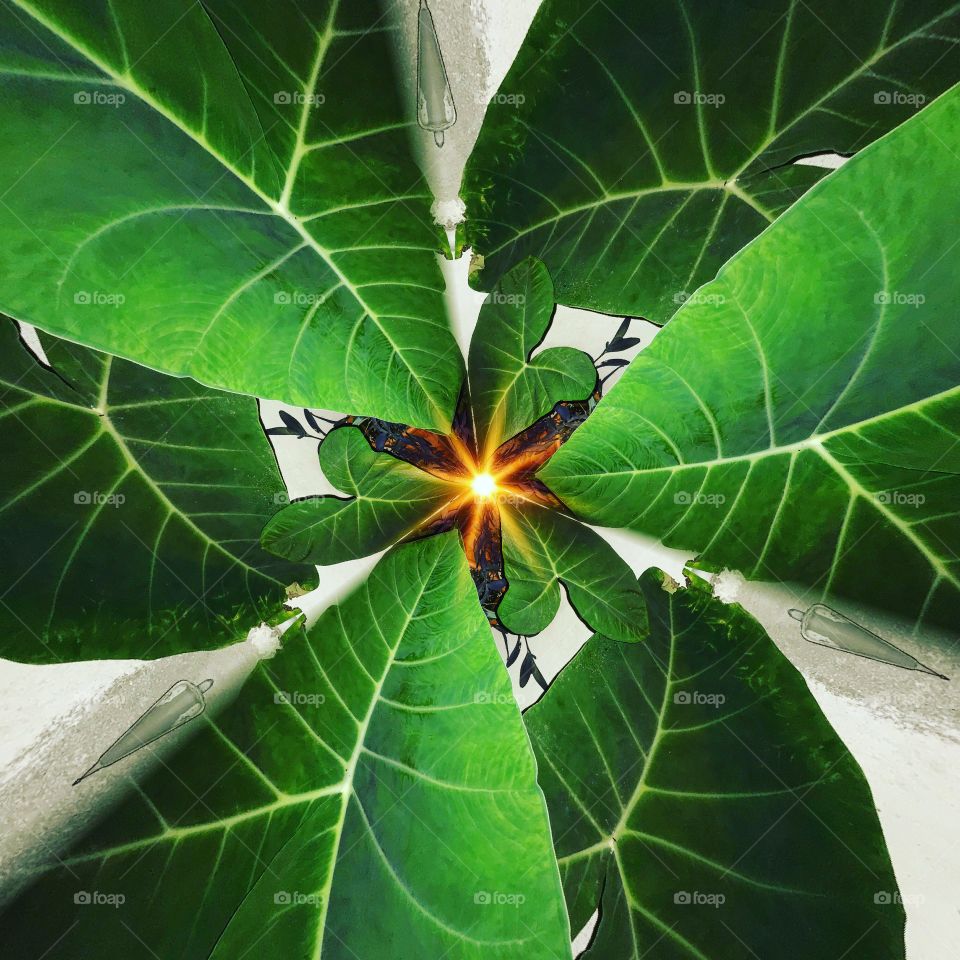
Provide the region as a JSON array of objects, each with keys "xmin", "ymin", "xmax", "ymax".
[{"xmin": 471, "ymin": 472, "xmax": 497, "ymax": 498}]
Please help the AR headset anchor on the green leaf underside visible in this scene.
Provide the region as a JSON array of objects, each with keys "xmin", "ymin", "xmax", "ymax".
[
  {"xmin": 526, "ymin": 572, "xmax": 904, "ymax": 959},
  {"xmin": 543, "ymin": 87, "xmax": 960, "ymax": 633},
  {"xmin": 463, "ymin": 0, "xmax": 960, "ymax": 322},
  {"xmin": 261, "ymin": 425, "xmax": 454, "ymax": 564},
  {"xmin": 499, "ymin": 501, "xmax": 648, "ymax": 642},
  {"xmin": 468, "ymin": 257, "xmax": 595, "ymax": 458},
  {"xmin": 3, "ymin": 535, "xmax": 573, "ymax": 960},
  {"xmin": 0, "ymin": 321, "xmax": 310, "ymax": 663},
  {"xmin": 0, "ymin": 0, "xmax": 462, "ymax": 428}
]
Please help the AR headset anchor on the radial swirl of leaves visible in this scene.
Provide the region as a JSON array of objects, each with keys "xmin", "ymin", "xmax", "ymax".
[{"xmin": 263, "ymin": 257, "xmax": 649, "ymax": 644}]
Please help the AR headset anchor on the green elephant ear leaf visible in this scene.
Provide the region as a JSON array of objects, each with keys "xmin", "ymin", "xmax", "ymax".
[
  {"xmin": 499, "ymin": 501, "xmax": 647, "ymax": 642},
  {"xmin": 525, "ymin": 570, "xmax": 905, "ymax": 959},
  {"xmin": 468, "ymin": 257, "xmax": 595, "ymax": 459},
  {"xmin": 261, "ymin": 425, "xmax": 454, "ymax": 564},
  {"xmin": 0, "ymin": 320, "xmax": 312, "ymax": 663},
  {"xmin": 0, "ymin": 0, "xmax": 461, "ymax": 428},
  {"xmin": 463, "ymin": 0, "xmax": 960, "ymax": 323},
  {"xmin": 543, "ymin": 85, "xmax": 960, "ymax": 633},
  {"xmin": 2, "ymin": 534, "xmax": 574, "ymax": 960}
]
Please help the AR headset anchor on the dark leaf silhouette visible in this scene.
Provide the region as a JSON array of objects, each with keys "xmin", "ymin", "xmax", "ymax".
[
  {"xmin": 519, "ymin": 650, "xmax": 535, "ymax": 687},
  {"xmin": 612, "ymin": 317, "xmax": 631, "ymax": 341},
  {"xmin": 304, "ymin": 409, "xmax": 325, "ymax": 434},
  {"xmin": 519, "ymin": 648, "xmax": 547, "ymax": 690},
  {"xmin": 279, "ymin": 410, "xmax": 306, "ymax": 438}
]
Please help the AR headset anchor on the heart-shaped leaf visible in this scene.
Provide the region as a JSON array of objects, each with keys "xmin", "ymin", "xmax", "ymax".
[
  {"xmin": 468, "ymin": 257, "xmax": 596, "ymax": 460},
  {"xmin": 0, "ymin": 0, "xmax": 461, "ymax": 427},
  {"xmin": 543, "ymin": 86, "xmax": 960, "ymax": 632},
  {"xmin": 0, "ymin": 320, "xmax": 311, "ymax": 663},
  {"xmin": 2, "ymin": 534, "xmax": 573, "ymax": 959},
  {"xmin": 525, "ymin": 571, "xmax": 904, "ymax": 958},
  {"xmin": 464, "ymin": 0, "xmax": 960, "ymax": 323},
  {"xmin": 499, "ymin": 500, "xmax": 648, "ymax": 642},
  {"xmin": 261, "ymin": 425, "xmax": 453, "ymax": 564}
]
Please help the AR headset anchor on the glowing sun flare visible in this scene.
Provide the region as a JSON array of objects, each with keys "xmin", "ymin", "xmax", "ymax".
[{"xmin": 470, "ymin": 472, "xmax": 497, "ymax": 498}]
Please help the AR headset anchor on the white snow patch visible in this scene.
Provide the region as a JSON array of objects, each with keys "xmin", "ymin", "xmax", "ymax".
[
  {"xmin": 432, "ymin": 196, "xmax": 466, "ymax": 228},
  {"xmin": 246, "ymin": 622, "xmax": 282, "ymax": 659},
  {"xmin": 711, "ymin": 568, "xmax": 746, "ymax": 604}
]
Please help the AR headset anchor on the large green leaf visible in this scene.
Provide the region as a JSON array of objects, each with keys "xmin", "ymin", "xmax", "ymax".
[
  {"xmin": 468, "ymin": 257, "xmax": 595, "ymax": 459},
  {"xmin": 499, "ymin": 500, "xmax": 648, "ymax": 642},
  {"xmin": 526, "ymin": 571, "xmax": 904, "ymax": 958},
  {"xmin": 0, "ymin": 321, "xmax": 311, "ymax": 663},
  {"xmin": 463, "ymin": 0, "xmax": 960, "ymax": 322},
  {"xmin": 261, "ymin": 425, "xmax": 453, "ymax": 564},
  {"xmin": 0, "ymin": 0, "xmax": 461, "ymax": 428},
  {"xmin": 3, "ymin": 534, "xmax": 573, "ymax": 959},
  {"xmin": 543, "ymin": 87, "xmax": 960, "ymax": 632}
]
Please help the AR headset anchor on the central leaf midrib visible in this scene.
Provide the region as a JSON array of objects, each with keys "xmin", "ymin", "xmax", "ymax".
[
  {"xmin": 553, "ymin": 604, "xmax": 677, "ymax": 924},
  {"xmin": 563, "ymin": 409, "xmax": 960, "ymax": 597},
  {"xmin": 610, "ymin": 606, "xmax": 675, "ymax": 841},
  {"xmin": 565, "ymin": 380, "xmax": 960, "ymax": 480},
  {"xmin": 557, "ymin": 599, "xmax": 808, "ymax": 952},
  {"xmin": 474, "ymin": 327, "xmax": 537, "ymax": 455},
  {"xmin": 310, "ymin": 548, "xmax": 444, "ymax": 958},
  {"xmin": 279, "ymin": 1, "xmax": 339, "ymax": 207}
]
